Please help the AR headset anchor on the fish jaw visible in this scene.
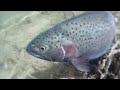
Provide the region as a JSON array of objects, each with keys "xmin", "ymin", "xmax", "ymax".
[{"xmin": 26, "ymin": 43, "xmax": 49, "ymax": 60}]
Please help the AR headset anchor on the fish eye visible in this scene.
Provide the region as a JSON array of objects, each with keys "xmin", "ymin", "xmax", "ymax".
[
  {"xmin": 40, "ymin": 45, "xmax": 48, "ymax": 51},
  {"xmin": 40, "ymin": 46, "xmax": 45, "ymax": 50},
  {"xmin": 40, "ymin": 46, "xmax": 46, "ymax": 51}
]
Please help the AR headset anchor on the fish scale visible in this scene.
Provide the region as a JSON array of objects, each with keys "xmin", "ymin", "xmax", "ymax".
[{"xmin": 26, "ymin": 11, "xmax": 116, "ymax": 72}]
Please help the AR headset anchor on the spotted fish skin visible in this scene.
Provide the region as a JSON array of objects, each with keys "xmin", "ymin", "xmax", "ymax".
[{"xmin": 26, "ymin": 11, "xmax": 116, "ymax": 72}]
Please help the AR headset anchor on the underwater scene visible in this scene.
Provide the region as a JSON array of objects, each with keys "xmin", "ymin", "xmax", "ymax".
[{"xmin": 0, "ymin": 11, "xmax": 120, "ymax": 79}]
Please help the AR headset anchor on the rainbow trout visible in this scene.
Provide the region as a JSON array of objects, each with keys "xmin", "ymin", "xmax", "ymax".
[{"xmin": 26, "ymin": 11, "xmax": 116, "ymax": 72}]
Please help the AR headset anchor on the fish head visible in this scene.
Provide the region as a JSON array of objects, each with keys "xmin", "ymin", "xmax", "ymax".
[
  {"xmin": 26, "ymin": 30, "xmax": 67, "ymax": 62},
  {"xmin": 26, "ymin": 30, "xmax": 78, "ymax": 62}
]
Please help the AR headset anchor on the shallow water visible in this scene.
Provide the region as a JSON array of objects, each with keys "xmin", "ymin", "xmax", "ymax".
[{"xmin": 0, "ymin": 11, "xmax": 120, "ymax": 79}]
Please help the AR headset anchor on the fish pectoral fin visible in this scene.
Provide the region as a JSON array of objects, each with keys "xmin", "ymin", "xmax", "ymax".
[{"xmin": 71, "ymin": 58, "xmax": 91, "ymax": 72}]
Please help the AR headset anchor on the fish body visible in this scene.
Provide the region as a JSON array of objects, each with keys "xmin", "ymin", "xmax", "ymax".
[{"xmin": 26, "ymin": 11, "xmax": 116, "ymax": 72}]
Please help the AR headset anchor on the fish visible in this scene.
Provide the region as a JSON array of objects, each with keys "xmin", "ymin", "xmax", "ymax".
[{"xmin": 26, "ymin": 11, "xmax": 116, "ymax": 72}]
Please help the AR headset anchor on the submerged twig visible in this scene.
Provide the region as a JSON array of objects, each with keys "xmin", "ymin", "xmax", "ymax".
[{"xmin": 86, "ymin": 40, "xmax": 120, "ymax": 79}]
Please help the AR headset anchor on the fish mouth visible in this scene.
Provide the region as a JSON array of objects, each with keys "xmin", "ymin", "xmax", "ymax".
[
  {"xmin": 26, "ymin": 45, "xmax": 53, "ymax": 61},
  {"xmin": 26, "ymin": 46, "xmax": 44, "ymax": 59}
]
